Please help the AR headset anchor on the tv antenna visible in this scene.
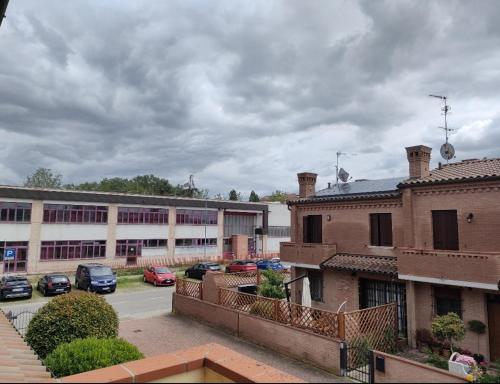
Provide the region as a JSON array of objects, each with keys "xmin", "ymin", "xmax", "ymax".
[
  {"xmin": 429, "ymin": 94, "xmax": 456, "ymax": 162},
  {"xmin": 335, "ymin": 152, "xmax": 354, "ymax": 188},
  {"xmin": 183, "ymin": 175, "xmax": 196, "ymax": 192}
]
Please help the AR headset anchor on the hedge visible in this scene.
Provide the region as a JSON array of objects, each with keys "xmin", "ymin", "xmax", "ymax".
[
  {"xmin": 44, "ymin": 337, "xmax": 143, "ymax": 377},
  {"xmin": 26, "ymin": 292, "xmax": 118, "ymax": 358}
]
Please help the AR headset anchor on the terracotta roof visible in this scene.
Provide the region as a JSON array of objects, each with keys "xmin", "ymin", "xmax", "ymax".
[
  {"xmin": 320, "ymin": 253, "xmax": 398, "ymax": 276},
  {"xmin": 401, "ymin": 158, "xmax": 500, "ymax": 186},
  {"xmin": 0, "ymin": 311, "xmax": 54, "ymax": 383}
]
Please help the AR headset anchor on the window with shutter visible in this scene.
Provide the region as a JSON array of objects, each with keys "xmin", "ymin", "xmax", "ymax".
[
  {"xmin": 369, "ymin": 213, "xmax": 393, "ymax": 246},
  {"xmin": 432, "ymin": 210, "xmax": 459, "ymax": 250},
  {"xmin": 302, "ymin": 215, "xmax": 322, "ymax": 243}
]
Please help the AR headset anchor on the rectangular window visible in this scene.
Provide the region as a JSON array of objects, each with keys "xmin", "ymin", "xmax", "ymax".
[
  {"xmin": 176, "ymin": 209, "xmax": 218, "ymax": 225},
  {"xmin": 43, "ymin": 204, "xmax": 108, "ymax": 224},
  {"xmin": 0, "ymin": 241, "xmax": 29, "ymax": 272},
  {"xmin": 359, "ymin": 278, "xmax": 407, "ymax": 337},
  {"xmin": 268, "ymin": 226, "xmax": 291, "ymax": 237},
  {"xmin": 40, "ymin": 240, "xmax": 106, "ymax": 261},
  {"xmin": 432, "ymin": 210, "xmax": 459, "ymax": 250},
  {"xmin": 370, "ymin": 213, "xmax": 393, "ymax": 246},
  {"xmin": 434, "ymin": 286, "xmax": 462, "ymax": 317},
  {"xmin": 308, "ymin": 270, "xmax": 323, "ymax": 302},
  {"xmin": 117, "ymin": 207, "xmax": 169, "ymax": 224},
  {"xmin": 0, "ymin": 202, "xmax": 32, "ymax": 223},
  {"xmin": 302, "ymin": 215, "xmax": 322, "ymax": 243},
  {"xmin": 175, "ymin": 238, "xmax": 217, "ymax": 247}
]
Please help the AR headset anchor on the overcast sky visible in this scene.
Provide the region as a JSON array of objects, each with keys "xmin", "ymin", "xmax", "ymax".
[{"xmin": 1, "ymin": 0, "xmax": 499, "ymax": 197}]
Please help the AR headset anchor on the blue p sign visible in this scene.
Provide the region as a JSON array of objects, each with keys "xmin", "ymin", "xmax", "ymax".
[{"xmin": 4, "ymin": 248, "xmax": 16, "ymax": 261}]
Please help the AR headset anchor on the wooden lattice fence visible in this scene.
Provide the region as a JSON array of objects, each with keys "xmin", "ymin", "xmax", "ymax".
[
  {"xmin": 344, "ymin": 303, "xmax": 398, "ymax": 353},
  {"xmin": 176, "ymin": 278, "xmax": 203, "ymax": 299},
  {"xmin": 222, "ymin": 270, "xmax": 291, "ymax": 288},
  {"xmin": 218, "ymin": 288, "xmax": 341, "ymax": 339}
]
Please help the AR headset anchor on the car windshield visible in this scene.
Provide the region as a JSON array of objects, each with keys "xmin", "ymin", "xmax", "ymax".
[
  {"xmin": 208, "ymin": 264, "xmax": 220, "ymax": 269},
  {"xmin": 5, "ymin": 278, "xmax": 28, "ymax": 286},
  {"xmin": 90, "ymin": 267, "xmax": 113, "ymax": 277},
  {"xmin": 50, "ymin": 276, "xmax": 69, "ymax": 283},
  {"xmin": 155, "ymin": 268, "xmax": 171, "ymax": 274}
]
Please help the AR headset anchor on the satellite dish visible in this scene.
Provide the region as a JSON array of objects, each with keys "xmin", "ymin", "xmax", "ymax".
[
  {"xmin": 338, "ymin": 168, "xmax": 350, "ymax": 183},
  {"xmin": 440, "ymin": 143, "xmax": 455, "ymax": 160}
]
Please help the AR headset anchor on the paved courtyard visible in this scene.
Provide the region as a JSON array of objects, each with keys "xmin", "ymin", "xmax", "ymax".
[{"xmin": 120, "ymin": 313, "xmax": 348, "ymax": 383}]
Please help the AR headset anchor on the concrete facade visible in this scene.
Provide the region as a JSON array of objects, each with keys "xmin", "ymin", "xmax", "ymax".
[{"xmin": 0, "ymin": 186, "xmax": 290, "ymax": 275}]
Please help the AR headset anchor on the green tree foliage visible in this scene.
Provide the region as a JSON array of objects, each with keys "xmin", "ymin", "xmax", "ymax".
[
  {"xmin": 24, "ymin": 168, "xmax": 62, "ymax": 189},
  {"xmin": 268, "ymin": 190, "xmax": 288, "ymax": 203},
  {"xmin": 228, "ymin": 189, "xmax": 241, "ymax": 201},
  {"xmin": 44, "ymin": 337, "xmax": 143, "ymax": 377},
  {"xmin": 258, "ymin": 270, "xmax": 285, "ymax": 299},
  {"xmin": 431, "ymin": 313, "xmax": 466, "ymax": 352},
  {"xmin": 249, "ymin": 190, "xmax": 260, "ymax": 202},
  {"xmin": 26, "ymin": 292, "xmax": 119, "ymax": 358}
]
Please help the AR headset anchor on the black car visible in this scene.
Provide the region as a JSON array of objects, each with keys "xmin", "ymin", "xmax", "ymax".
[
  {"xmin": 75, "ymin": 263, "xmax": 117, "ymax": 293},
  {"xmin": 0, "ymin": 276, "xmax": 32, "ymax": 301},
  {"xmin": 37, "ymin": 274, "xmax": 71, "ymax": 296},
  {"xmin": 184, "ymin": 262, "xmax": 221, "ymax": 280}
]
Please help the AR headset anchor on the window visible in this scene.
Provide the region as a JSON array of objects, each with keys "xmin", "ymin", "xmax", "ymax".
[
  {"xmin": 370, "ymin": 213, "xmax": 393, "ymax": 247},
  {"xmin": 434, "ymin": 286, "xmax": 462, "ymax": 317},
  {"xmin": 302, "ymin": 215, "xmax": 322, "ymax": 243},
  {"xmin": 359, "ymin": 278, "xmax": 407, "ymax": 337},
  {"xmin": 176, "ymin": 209, "xmax": 218, "ymax": 225},
  {"xmin": 308, "ymin": 270, "xmax": 323, "ymax": 302},
  {"xmin": 43, "ymin": 204, "xmax": 108, "ymax": 224},
  {"xmin": 0, "ymin": 202, "xmax": 31, "ymax": 223},
  {"xmin": 40, "ymin": 240, "xmax": 106, "ymax": 260},
  {"xmin": 268, "ymin": 226, "xmax": 291, "ymax": 237},
  {"xmin": 432, "ymin": 210, "xmax": 459, "ymax": 250},
  {"xmin": 0, "ymin": 241, "xmax": 29, "ymax": 272},
  {"xmin": 117, "ymin": 207, "xmax": 169, "ymax": 224},
  {"xmin": 175, "ymin": 238, "xmax": 217, "ymax": 247}
]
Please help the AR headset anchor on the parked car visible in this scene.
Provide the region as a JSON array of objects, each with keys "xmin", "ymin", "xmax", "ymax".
[
  {"xmin": 0, "ymin": 276, "xmax": 32, "ymax": 301},
  {"xmin": 143, "ymin": 266, "xmax": 176, "ymax": 286},
  {"xmin": 184, "ymin": 263, "xmax": 221, "ymax": 280},
  {"xmin": 36, "ymin": 273, "xmax": 71, "ymax": 296},
  {"xmin": 255, "ymin": 259, "xmax": 287, "ymax": 271},
  {"xmin": 75, "ymin": 263, "xmax": 116, "ymax": 293},
  {"xmin": 225, "ymin": 260, "xmax": 257, "ymax": 273}
]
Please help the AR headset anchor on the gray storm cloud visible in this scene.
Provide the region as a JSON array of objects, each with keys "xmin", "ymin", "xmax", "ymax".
[{"xmin": 0, "ymin": 0, "xmax": 499, "ymax": 196}]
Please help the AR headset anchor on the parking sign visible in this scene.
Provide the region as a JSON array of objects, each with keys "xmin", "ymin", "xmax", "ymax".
[{"xmin": 4, "ymin": 248, "xmax": 16, "ymax": 261}]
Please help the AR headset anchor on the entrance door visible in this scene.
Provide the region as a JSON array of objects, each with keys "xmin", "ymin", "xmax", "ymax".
[{"xmin": 487, "ymin": 295, "xmax": 500, "ymax": 361}]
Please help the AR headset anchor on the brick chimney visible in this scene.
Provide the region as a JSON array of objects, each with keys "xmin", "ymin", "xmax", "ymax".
[
  {"xmin": 406, "ymin": 145, "xmax": 432, "ymax": 179},
  {"xmin": 297, "ymin": 172, "xmax": 317, "ymax": 198}
]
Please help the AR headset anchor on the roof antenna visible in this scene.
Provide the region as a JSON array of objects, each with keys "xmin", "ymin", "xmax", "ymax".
[
  {"xmin": 429, "ymin": 94, "xmax": 457, "ymax": 163},
  {"xmin": 334, "ymin": 152, "xmax": 354, "ymax": 190}
]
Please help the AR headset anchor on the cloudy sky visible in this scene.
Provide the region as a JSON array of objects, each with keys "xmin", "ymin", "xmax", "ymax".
[{"xmin": 1, "ymin": 0, "xmax": 500, "ymax": 197}]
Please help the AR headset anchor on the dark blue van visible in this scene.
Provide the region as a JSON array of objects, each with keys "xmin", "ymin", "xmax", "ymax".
[{"xmin": 75, "ymin": 263, "xmax": 116, "ymax": 293}]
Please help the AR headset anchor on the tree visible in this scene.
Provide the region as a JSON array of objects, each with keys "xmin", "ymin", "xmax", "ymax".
[
  {"xmin": 258, "ymin": 270, "xmax": 285, "ymax": 299},
  {"xmin": 249, "ymin": 190, "xmax": 260, "ymax": 202},
  {"xmin": 431, "ymin": 313, "xmax": 466, "ymax": 352},
  {"xmin": 228, "ymin": 189, "xmax": 241, "ymax": 201},
  {"xmin": 25, "ymin": 168, "xmax": 62, "ymax": 189},
  {"xmin": 269, "ymin": 190, "xmax": 288, "ymax": 203}
]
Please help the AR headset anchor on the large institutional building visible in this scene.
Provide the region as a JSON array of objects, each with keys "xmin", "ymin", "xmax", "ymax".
[
  {"xmin": 283, "ymin": 145, "xmax": 500, "ymax": 362},
  {"xmin": 0, "ymin": 186, "xmax": 290, "ymax": 275}
]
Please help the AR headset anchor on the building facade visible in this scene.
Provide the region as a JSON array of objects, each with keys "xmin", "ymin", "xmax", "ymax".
[
  {"xmin": 0, "ymin": 186, "xmax": 290, "ymax": 275},
  {"xmin": 282, "ymin": 145, "xmax": 500, "ymax": 361}
]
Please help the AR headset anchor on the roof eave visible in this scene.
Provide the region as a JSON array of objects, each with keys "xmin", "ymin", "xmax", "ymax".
[{"xmin": 398, "ymin": 174, "xmax": 500, "ymax": 189}]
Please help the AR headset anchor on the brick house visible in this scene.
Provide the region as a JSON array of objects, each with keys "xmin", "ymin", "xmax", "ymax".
[{"xmin": 281, "ymin": 145, "xmax": 500, "ymax": 361}]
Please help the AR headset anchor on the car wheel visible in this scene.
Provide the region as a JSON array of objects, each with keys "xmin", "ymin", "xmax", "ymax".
[
  {"xmin": 43, "ymin": 287, "xmax": 48, "ymax": 297},
  {"xmin": 225, "ymin": 267, "xmax": 230, "ymax": 273}
]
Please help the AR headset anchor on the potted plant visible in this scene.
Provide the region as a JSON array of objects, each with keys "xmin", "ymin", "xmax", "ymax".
[
  {"xmin": 468, "ymin": 320, "xmax": 487, "ymax": 361},
  {"xmin": 431, "ymin": 313, "xmax": 466, "ymax": 354}
]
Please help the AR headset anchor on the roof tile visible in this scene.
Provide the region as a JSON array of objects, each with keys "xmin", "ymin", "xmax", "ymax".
[{"xmin": 321, "ymin": 253, "xmax": 398, "ymax": 275}]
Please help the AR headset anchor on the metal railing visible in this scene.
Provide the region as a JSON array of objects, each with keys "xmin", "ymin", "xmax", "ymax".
[{"xmin": 3, "ymin": 305, "xmax": 41, "ymax": 336}]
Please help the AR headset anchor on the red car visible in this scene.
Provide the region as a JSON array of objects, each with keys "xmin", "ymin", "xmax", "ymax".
[
  {"xmin": 225, "ymin": 260, "xmax": 257, "ymax": 273},
  {"xmin": 143, "ymin": 266, "xmax": 176, "ymax": 287}
]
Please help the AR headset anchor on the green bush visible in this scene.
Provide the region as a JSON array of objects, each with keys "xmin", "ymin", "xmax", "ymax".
[
  {"xmin": 431, "ymin": 313, "xmax": 465, "ymax": 352},
  {"xmin": 425, "ymin": 354, "xmax": 448, "ymax": 370},
  {"xmin": 26, "ymin": 292, "xmax": 118, "ymax": 358},
  {"xmin": 258, "ymin": 270, "xmax": 285, "ymax": 299},
  {"xmin": 45, "ymin": 337, "xmax": 143, "ymax": 377},
  {"xmin": 478, "ymin": 374, "xmax": 500, "ymax": 383}
]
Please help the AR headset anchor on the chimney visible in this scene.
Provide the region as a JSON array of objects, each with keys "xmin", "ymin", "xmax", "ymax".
[
  {"xmin": 297, "ymin": 172, "xmax": 317, "ymax": 199},
  {"xmin": 405, "ymin": 145, "xmax": 432, "ymax": 179}
]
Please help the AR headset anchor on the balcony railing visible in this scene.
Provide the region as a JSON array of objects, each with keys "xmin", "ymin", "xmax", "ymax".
[
  {"xmin": 280, "ymin": 242, "xmax": 337, "ymax": 266},
  {"xmin": 397, "ymin": 248, "xmax": 500, "ymax": 289}
]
